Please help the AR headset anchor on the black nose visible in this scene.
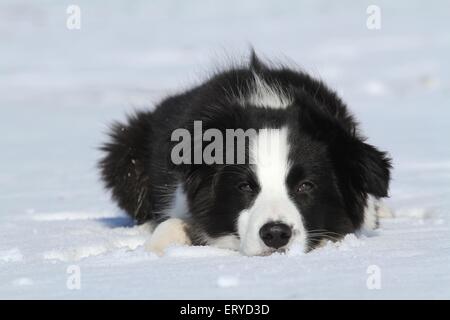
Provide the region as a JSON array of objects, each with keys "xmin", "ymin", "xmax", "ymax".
[{"xmin": 259, "ymin": 222, "xmax": 292, "ymax": 249}]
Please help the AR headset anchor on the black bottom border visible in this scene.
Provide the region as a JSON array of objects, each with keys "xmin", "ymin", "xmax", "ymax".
[{"xmin": 1, "ymin": 300, "xmax": 449, "ymax": 318}]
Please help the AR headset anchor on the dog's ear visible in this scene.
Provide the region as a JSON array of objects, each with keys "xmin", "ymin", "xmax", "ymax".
[
  {"xmin": 333, "ymin": 135, "xmax": 391, "ymax": 228},
  {"xmin": 335, "ymin": 138, "xmax": 392, "ymax": 198},
  {"xmin": 297, "ymin": 91, "xmax": 392, "ymax": 214}
]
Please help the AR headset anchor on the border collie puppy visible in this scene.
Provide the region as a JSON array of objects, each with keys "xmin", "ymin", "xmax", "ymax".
[{"xmin": 99, "ymin": 52, "xmax": 392, "ymax": 256}]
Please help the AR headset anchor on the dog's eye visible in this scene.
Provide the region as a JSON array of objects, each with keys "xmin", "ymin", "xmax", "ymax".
[
  {"xmin": 238, "ymin": 182, "xmax": 253, "ymax": 193},
  {"xmin": 296, "ymin": 181, "xmax": 314, "ymax": 193}
]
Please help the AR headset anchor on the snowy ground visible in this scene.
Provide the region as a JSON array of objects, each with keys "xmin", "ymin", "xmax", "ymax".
[{"xmin": 1, "ymin": 0, "xmax": 450, "ymax": 299}]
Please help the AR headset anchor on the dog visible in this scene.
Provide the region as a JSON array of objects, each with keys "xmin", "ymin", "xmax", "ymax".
[{"xmin": 99, "ymin": 52, "xmax": 392, "ymax": 256}]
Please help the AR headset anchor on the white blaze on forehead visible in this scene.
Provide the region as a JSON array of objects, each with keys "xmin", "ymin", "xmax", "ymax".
[
  {"xmin": 252, "ymin": 128, "xmax": 291, "ymax": 192},
  {"xmin": 238, "ymin": 127, "xmax": 307, "ymax": 256},
  {"xmin": 244, "ymin": 72, "xmax": 292, "ymax": 109}
]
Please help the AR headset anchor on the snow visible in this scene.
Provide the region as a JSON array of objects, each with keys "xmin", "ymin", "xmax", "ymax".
[
  {"xmin": 0, "ymin": 248, "xmax": 24, "ymax": 263},
  {"xmin": 1, "ymin": 0, "xmax": 450, "ymax": 299},
  {"xmin": 217, "ymin": 276, "xmax": 240, "ymax": 288},
  {"xmin": 12, "ymin": 278, "xmax": 34, "ymax": 287}
]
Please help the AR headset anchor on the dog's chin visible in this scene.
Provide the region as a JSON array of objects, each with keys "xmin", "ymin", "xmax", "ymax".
[
  {"xmin": 262, "ymin": 248, "xmax": 288, "ymax": 256},
  {"xmin": 238, "ymin": 232, "xmax": 309, "ymax": 257},
  {"xmin": 240, "ymin": 246, "xmax": 291, "ymax": 257}
]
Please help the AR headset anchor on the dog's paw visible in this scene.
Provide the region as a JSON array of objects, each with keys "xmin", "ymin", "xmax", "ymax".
[
  {"xmin": 376, "ymin": 200, "xmax": 394, "ymax": 219},
  {"xmin": 144, "ymin": 218, "xmax": 191, "ymax": 256}
]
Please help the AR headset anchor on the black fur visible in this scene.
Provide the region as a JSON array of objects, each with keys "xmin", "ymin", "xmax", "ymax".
[{"xmin": 99, "ymin": 53, "xmax": 392, "ymax": 251}]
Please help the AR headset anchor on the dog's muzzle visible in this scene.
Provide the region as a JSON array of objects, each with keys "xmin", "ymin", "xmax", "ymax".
[{"xmin": 259, "ymin": 222, "xmax": 292, "ymax": 249}]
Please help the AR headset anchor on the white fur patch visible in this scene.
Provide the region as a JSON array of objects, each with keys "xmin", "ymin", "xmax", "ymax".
[
  {"xmin": 362, "ymin": 195, "xmax": 379, "ymax": 231},
  {"xmin": 164, "ymin": 183, "xmax": 189, "ymax": 219},
  {"xmin": 243, "ymin": 72, "xmax": 292, "ymax": 109},
  {"xmin": 145, "ymin": 218, "xmax": 191, "ymax": 256},
  {"xmin": 237, "ymin": 128, "xmax": 307, "ymax": 256},
  {"xmin": 376, "ymin": 199, "xmax": 394, "ymax": 219},
  {"xmin": 361, "ymin": 195, "xmax": 394, "ymax": 231}
]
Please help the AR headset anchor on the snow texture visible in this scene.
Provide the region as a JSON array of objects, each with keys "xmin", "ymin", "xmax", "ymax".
[{"xmin": 1, "ymin": 0, "xmax": 449, "ymax": 299}]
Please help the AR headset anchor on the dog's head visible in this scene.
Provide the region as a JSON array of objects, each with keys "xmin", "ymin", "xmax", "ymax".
[{"xmin": 176, "ymin": 62, "xmax": 391, "ymax": 256}]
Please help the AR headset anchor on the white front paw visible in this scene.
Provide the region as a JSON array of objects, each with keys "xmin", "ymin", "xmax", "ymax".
[
  {"xmin": 144, "ymin": 218, "xmax": 191, "ymax": 256},
  {"xmin": 376, "ymin": 200, "xmax": 394, "ymax": 218}
]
